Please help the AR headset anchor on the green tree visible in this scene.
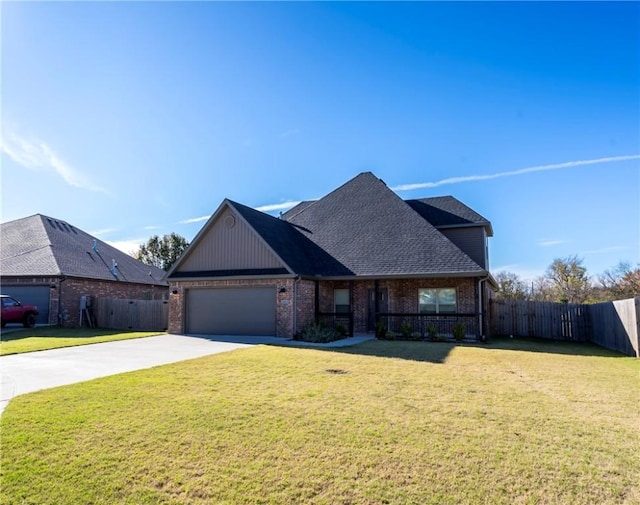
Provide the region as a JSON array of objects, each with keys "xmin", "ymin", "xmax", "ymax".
[
  {"xmin": 134, "ymin": 233, "xmax": 189, "ymax": 271},
  {"xmin": 495, "ymin": 271, "xmax": 530, "ymax": 300},
  {"xmin": 545, "ymin": 255, "xmax": 591, "ymax": 303}
]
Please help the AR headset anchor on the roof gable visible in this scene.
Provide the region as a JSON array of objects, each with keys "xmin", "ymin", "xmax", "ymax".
[
  {"xmin": 0, "ymin": 215, "xmax": 167, "ymax": 285},
  {"xmin": 285, "ymin": 172, "xmax": 484, "ymax": 276},
  {"xmin": 169, "ymin": 203, "xmax": 290, "ymax": 275}
]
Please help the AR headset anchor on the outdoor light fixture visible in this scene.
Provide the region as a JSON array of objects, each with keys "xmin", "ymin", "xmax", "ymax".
[
  {"xmin": 279, "ymin": 287, "xmax": 287, "ymax": 293},
  {"xmin": 172, "ymin": 289, "xmax": 178, "ymax": 295}
]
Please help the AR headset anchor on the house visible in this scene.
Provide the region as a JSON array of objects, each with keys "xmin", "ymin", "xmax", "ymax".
[
  {"xmin": 0, "ymin": 214, "xmax": 168, "ymax": 326},
  {"xmin": 167, "ymin": 172, "xmax": 495, "ymax": 339}
]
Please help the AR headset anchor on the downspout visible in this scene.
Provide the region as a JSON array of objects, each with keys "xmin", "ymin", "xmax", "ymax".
[{"xmin": 477, "ymin": 276, "xmax": 489, "ymax": 342}]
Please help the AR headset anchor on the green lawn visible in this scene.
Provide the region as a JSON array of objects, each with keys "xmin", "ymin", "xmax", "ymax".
[
  {"xmin": 0, "ymin": 327, "xmax": 163, "ymax": 355},
  {"xmin": 1, "ymin": 339, "xmax": 638, "ymax": 504}
]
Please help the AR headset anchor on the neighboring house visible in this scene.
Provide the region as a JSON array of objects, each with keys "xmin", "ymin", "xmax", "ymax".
[
  {"xmin": 167, "ymin": 172, "xmax": 495, "ymax": 339},
  {"xmin": 0, "ymin": 215, "xmax": 168, "ymax": 326}
]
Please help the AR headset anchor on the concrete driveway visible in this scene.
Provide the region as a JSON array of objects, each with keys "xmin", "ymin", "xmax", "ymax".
[
  {"xmin": 0, "ymin": 333, "xmax": 374, "ymax": 415},
  {"xmin": 0, "ymin": 334, "xmax": 254, "ymax": 414}
]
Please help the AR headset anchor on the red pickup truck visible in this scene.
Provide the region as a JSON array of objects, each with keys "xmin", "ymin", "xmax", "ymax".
[{"xmin": 1, "ymin": 295, "xmax": 39, "ymax": 328}]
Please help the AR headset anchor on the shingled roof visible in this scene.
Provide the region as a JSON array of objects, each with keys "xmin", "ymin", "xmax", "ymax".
[
  {"xmin": 406, "ymin": 196, "xmax": 493, "ymax": 236},
  {"xmin": 283, "ymin": 172, "xmax": 485, "ymax": 277},
  {"xmin": 1, "ymin": 214, "xmax": 167, "ymax": 285}
]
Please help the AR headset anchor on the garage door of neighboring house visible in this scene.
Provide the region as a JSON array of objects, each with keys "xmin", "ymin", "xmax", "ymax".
[
  {"xmin": 186, "ymin": 287, "xmax": 276, "ymax": 336},
  {"xmin": 2, "ymin": 286, "xmax": 50, "ymax": 325}
]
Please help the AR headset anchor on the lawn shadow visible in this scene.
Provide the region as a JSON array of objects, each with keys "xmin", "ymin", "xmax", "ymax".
[
  {"xmin": 485, "ymin": 336, "xmax": 632, "ymax": 358},
  {"xmin": 291, "ymin": 337, "xmax": 632, "ymax": 363},
  {"xmin": 0, "ymin": 326, "xmax": 123, "ymax": 343},
  {"xmin": 297, "ymin": 339, "xmax": 459, "ymax": 364}
]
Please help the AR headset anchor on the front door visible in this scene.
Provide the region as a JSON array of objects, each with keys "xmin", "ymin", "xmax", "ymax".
[{"xmin": 367, "ymin": 288, "xmax": 388, "ymax": 331}]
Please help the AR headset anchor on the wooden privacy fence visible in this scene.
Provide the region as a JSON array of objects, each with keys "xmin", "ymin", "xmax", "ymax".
[
  {"xmin": 93, "ymin": 298, "xmax": 169, "ymax": 332},
  {"xmin": 490, "ymin": 297, "xmax": 640, "ymax": 357}
]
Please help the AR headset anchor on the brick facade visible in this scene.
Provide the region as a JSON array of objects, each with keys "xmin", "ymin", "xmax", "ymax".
[
  {"xmin": 1, "ymin": 276, "xmax": 168, "ymax": 327},
  {"xmin": 168, "ymin": 276, "xmax": 484, "ymax": 338},
  {"xmin": 168, "ymin": 278, "xmax": 296, "ymax": 337},
  {"xmin": 317, "ymin": 278, "xmax": 478, "ymax": 333}
]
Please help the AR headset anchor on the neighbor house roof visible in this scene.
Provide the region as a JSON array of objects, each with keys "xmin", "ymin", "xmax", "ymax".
[
  {"xmin": 1, "ymin": 214, "xmax": 167, "ymax": 285},
  {"xmin": 283, "ymin": 172, "xmax": 485, "ymax": 277}
]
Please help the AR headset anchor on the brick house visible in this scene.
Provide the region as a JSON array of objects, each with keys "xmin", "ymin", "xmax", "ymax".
[
  {"xmin": 167, "ymin": 172, "xmax": 495, "ymax": 339},
  {"xmin": 1, "ymin": 215, "xmax": 168, "ymax": 326}
]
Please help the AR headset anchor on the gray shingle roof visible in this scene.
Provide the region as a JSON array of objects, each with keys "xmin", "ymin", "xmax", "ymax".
[
  {"xmin": 284, "ymin": 172, "xmax": 485, "ymax": 277},
  {"xmin": 406, "ymin": 196, "xmax": 493, "ymax": 236},
  {"xmin": 229, "ymin": 201, "xmax": 353, "ymax": 277},
  {"xmin": 1, "ymin": 215, "xmax": 167, "ymax": 285}
]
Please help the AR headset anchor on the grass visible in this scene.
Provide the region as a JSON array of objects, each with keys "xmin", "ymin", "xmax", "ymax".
[
  {"xmin": 1, "ymin": 338, "xmax": 638, "ymax": 504},
  {"xmin": 0, "ymin": 326, "xmax": 163, "ymax": 355}
]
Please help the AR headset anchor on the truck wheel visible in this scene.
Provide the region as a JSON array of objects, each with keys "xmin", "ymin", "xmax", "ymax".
[{"xmin": 23, "ymin": 313, "xmax": 36, "ymax": 328}]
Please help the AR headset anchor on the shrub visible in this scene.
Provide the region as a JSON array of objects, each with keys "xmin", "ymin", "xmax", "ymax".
[
  {"xmin": 436, "ymin": 334, "xmax": 447, "ymax": 342},
  {"xmin": 400, "ymin": 321, "xmax": 413, "ymax": 339},
  {"xmin": 453, "ymin": 322, "xmax": 466, "ymax": 341},
  {"xmin": 385, "ymin": 330, "xmax": 399, "ymax": 340},
  {"xmin": 375, "ymin": 322, "xmax": 388, "ymax": 339},
  {"xmin": 426, "ymin": 323, "xmax": 438, "ymax": 341},
  {"xmin": 299, "ymin": 323, "xmax": 340, "ymax": 344},
  {"xmin": 411, "ymin": 332, "xmax": 422, "ymax": 341},
  {"xmin": 335, "ymin": 322, "xmax": 347, "ymax": 337}
]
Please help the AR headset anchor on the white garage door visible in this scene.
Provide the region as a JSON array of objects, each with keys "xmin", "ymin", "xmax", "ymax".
[
  {"xmin": 186, "ymin": 287, "xmax": 276, "ymax": 336},
  {"xmin": 2, "ymin": 286, "xmax": 50, "ymax": 325}
]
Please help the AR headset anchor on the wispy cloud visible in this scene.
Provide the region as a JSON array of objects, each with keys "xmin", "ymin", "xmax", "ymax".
[
  {"xmin": 90, "ymin": 228, "xmax": 118, "ymax": 237},
  {"xmin": 391, "ymin": 154, "xmax": 640, "ymax": 191},
  {"xmin": 538, "ymin": 239, "xmax": 568, "ymax": 247},
  {"xmin": 255, "ymin": 201, "xmax": 301, "ymax": 213},
  {"xmin": 1, "ymin": 130, "xmax": 109, "ymax": 194},
  {"xmin": 143, "ymin": 225, "xmax": 161, "ymax": 231},
  {"xmin": 106, "ymin": 238, "xmax": 145, "ymax": 256},
  {"xmin": 180, "ymin": 215, "xmax": 211, "ymax": 224},
  {"xmin": 492, "ymin": 264, "xmax": 544, "ymax": 282},
  {"xmin": 582, "ymin": 245, "xmax": 628, "ymax": 255}
]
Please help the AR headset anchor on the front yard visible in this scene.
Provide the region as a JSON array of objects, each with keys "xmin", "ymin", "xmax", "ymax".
[
  {"xmin": 0, "ymin": 327, "xmax": 163, "ymax": 355},
  {"xmin": 1, "ymin": 339, "xmax": 638, "ymax": 504}
]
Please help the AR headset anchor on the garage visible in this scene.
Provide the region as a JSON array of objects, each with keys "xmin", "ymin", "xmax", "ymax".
[
  {"xmin": 186, "ymin": 287, "xmax": 276, "ymax": 336},
  {"xmin": 1, "ymin": 285, "xmax": 51, "ymax": 325}
]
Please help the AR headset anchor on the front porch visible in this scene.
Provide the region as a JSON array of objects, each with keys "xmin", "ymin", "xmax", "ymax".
[{"xmin": 310, "ymin": 277, "xmax": 489, "ymax": 340}]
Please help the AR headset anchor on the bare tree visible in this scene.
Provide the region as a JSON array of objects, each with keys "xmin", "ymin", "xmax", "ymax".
[
  {"xmin": 545, "ymin": 255, "xmax": 591, "ymax": 303},
  {"xmin": 599, "ymin": 262, "xmax": 640, "ymax": 300},
  {"xmin": 494, "ymin": 271, "xmax": 530, "ymax": 300}
]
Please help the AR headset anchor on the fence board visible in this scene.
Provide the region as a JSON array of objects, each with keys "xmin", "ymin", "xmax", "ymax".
[
  {"xmin": 94, "ymin": 298, "xmax": 169, "ymax": 332},
  {"xmin": 490, "ymin": 297, "xmax": 639, "ymax": 357}
]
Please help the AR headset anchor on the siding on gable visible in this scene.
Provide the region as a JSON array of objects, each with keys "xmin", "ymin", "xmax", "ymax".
[
  {"xmin": 439, "ymin": 226, "xmax": 487, "ymax": 269},
  {"xmin": 176, "ymin": 207, "xmax": 285, "ymax": 273}
]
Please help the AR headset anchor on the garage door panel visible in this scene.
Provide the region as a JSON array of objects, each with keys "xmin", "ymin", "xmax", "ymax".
[
  {"xmin": 1, "ymin": 286, "xmax": 50, "ymax": 325},
  {"xmin": 186, "ymin": 287, "xmax": 276, "ymax": 336}
]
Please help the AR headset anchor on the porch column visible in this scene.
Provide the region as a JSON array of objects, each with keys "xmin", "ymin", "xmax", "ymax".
[
  {"xmin": 349, "ymin": 280, "xmax": 354, "ymax": 337},
  {"xmin": 374, "ymin": 279, "xmax": 380, "ymax": 326}
]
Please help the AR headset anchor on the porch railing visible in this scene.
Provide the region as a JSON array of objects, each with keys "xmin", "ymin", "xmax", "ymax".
[
  {"xmin": 316, "ymin": 312, "xmax": 354, "ymax": 338},
  {"xmin": 376, "ymin": 313, "xmax": 480, "ymax": 340}
]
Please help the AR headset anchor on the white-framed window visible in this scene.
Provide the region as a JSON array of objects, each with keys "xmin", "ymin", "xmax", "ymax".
[
  {"xmin": 418, "ymin": 288, "xmax": 457, "ymax": 314},
  {"xmin": 334, "ymin": 289, "xmax": 350, "ymax": 314}
]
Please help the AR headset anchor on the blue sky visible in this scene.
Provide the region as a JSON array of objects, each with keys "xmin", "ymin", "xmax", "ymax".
[{"xmin": 2, "ymin": 1, "xmax": 639, "ymax": 281}]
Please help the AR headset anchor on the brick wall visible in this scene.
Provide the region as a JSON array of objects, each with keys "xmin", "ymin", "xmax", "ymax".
[
  {"xmin": 1, "ymin": 276, "xmax": 168, "ymax": 326},
  {"xmin": 168, "ymin": 276, "xmax": 481, "ymax": 337},
  {"xmin": 317, "ymin": 278, "xmax": 478, "ymax": 333},
  {"xmin": 60, "ymin": 278, "xmax": 168, "ymax": 327},
  {"xmin": 168, "ymin": 278, "xmax": 295, "ymax": 337}
]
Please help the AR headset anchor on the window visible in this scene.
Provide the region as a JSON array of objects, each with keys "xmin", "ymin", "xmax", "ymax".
[
  {"xmin": 334, "ymin": 289, "xmax": 350, "ymax": 314},
  {"xmin": 418, "ymin": 288, "xmax": 457, "ymax": 314}
]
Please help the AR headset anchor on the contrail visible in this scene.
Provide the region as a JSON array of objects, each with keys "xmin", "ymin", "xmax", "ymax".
[{"xmin": 391, "ymin": 154, "xmax": 640, "ymax": 191}]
